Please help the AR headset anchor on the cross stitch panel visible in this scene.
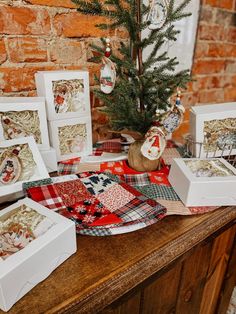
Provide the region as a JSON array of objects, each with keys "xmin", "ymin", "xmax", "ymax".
[
  {"xmin": 0, "ymin": 204, "xmax": 54, "ymax": 261},
  {"xmin": 0, "ymin": 110, "xmax": 42, "ymax": 144},
  {"xmin": 0, "ymin": 143, "xmax": 36, "ymax": 186},
  {"xmin": 58, "ymin": 124, "xmax": 87, "ymax": 156},
  {"xmin": 184, "ymin": 159, "xmax": 235, "ymax": 177},
  {"xmin": 203, "ymin": 117, "xmax": 236, "ymax": 152},
  {"xmin": 52, "ymin": 79, "xmax": 86, "ymax": 114}
]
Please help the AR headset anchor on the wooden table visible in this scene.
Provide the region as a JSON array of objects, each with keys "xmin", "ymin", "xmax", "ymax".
[{"xmin": 0, "ymin": 205, "xmax": 236, "ymax": 314}]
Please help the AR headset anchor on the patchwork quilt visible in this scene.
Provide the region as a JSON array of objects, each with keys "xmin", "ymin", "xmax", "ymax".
[{"xmin": 26, "ymin": 172, "xmax": 167, "ymax": 235}]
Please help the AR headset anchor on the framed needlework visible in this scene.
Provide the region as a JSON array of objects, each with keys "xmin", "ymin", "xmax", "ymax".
[
  {"xmin": 35, "ymin": 71, "xmax": 91, "ymax": 120},
  {"xmin": 0, "ymin": 97, "xmax": 50, "ymax": 150},
  {"xmin": 169, "ymin": 158, "xmax": 236, "ymax": 206},
  {"xmin": 0, "ymin": 136, "xmax": 49, "ymax": 202},
  {"xmin": 48, "ymin": 117, "xmax": 93, "ymax": 161},
  {"xmin": 190, "ymin": 102, "xmax": 236, "ymax": 158}
]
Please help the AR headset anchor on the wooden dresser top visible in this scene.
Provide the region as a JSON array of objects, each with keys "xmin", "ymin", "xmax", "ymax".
[{"xmin": 0, "ymin": 204, "xmax": 235, "ymax": 314}]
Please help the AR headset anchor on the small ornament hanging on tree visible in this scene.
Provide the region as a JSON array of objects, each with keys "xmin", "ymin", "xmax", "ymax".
[
  {"xmin": 147, "ymin": 0, "xmax": 168, "ymax": 30},
  {"xmin": 100, "ymin": 38, "xmax": 116, "ymax": 94}
]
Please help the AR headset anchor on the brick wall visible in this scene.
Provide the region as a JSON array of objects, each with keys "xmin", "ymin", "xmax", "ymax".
[{"xmin": 0, "ymin": 0, "xmax": 235, "ymax": 141}]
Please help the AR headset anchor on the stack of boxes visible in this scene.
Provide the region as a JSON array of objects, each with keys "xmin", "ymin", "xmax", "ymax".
[{"xmin": 35, "ymin": 70, "xmax": 93, "ymax": 162}]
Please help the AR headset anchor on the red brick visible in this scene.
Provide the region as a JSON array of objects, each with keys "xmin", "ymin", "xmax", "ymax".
[
  {"xmin": 0, "ymin": 66, "xmax": 59, "ymax": 92},
  {"xmin": 25, "ymin": 0, "xmax": 76, "ymax": 8},
  {"xmin": 192, "ymin": 75, "xmax": 225, "ymax": 91},
  {"xmin": 194, "ymin": 42, "xmax": 209, "ymax": 59},
  {"xmin": 204, "ymin": 0, "xmax": 234, "ymax": 10},
  {"xmin": 224, "ymin": 87, "xmax": 236, "ymax": 101},
  {"xmin": 215, "ymin": 10, "xmax": 235, "ymax": 25},
  {"xmin": 198, "ymin": 24, "xmax": 226, "ymax": 41},
  {"xmin": 0, "ymin": 6, "xmax": 50, "ymax": 35},
  {"xmin": 8, "ymin": 37, "xmax": 48, "ymax": 62},
  {"xmin": 227, "ymin": 27, "xmax": 236, "ymax": 42},
  {"xmin": 54, "ymin": 12, "xmax": 113, "ymax": 38},
  {"xmin": 225, "ymin": 60, "xmax": 236, "ymax": 73},
  {"xmin": 199, "ymin": 7, "xmax": 214, "ymax": 23},
  {"xmin": 50, "ymin": 40, "xmax": 85, "ymax": 64},
  {"xmin": 208, "ymin": 43, "xmax": 236, "ymax": 58},
  {"xmin": 0, "ymin": 39, "xmax": 7, "ymax": 64},
  {"xmin": 192, "ymin": 59, "xmax": 225, "ymax": 75},
  {"xmin": 92, "ymin": 108, "xmax": 109, "ymax": 124},
  {"xmin": 198, "ymin": 89, "xmax": 224, "ymax": 103},
  {"xmin": 64, "ymin": 63, "xmax": 100, "ymax": 86}
]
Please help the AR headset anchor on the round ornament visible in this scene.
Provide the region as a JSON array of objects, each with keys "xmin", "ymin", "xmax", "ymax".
[
  {"xmin": 147, "ymin": 0, "xmax": 167, "ymax": 30},
  {"xmin": 162, "ymin": 109, "xmax": 183, "ymax": 133},
  {"xmin": 0, "ymin": 153, "xmax": 22, "ymax": 185}
]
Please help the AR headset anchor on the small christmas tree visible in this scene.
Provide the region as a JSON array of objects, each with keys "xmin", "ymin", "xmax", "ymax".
[{"xmin": 72, "ymin": 0, "xmax": 191, "ymax": 137}]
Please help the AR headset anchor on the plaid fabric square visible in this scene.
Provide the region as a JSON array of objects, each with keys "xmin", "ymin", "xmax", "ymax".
[
  {"xmin": 54, "ymin": 179, "xmax": 91, "ymax": 207},
  {"xmin": 23, "ymin": 178, "xmax": 53, "ymax": 196},
  {"xmin": 149, "ymin": 173, "xmax": 171, "ymax": 186},
  {"xmin": 80, "ymin": 173, "xmax": 116, "ymax": 195},
  {"xmin": 123, "ymin": 173, "xmax": 150, "ymax": 187},
  {"xmin": 97, "ymin": 184, "xmax": 136, "ymax": 212},
  {"xmin": 136, "ymin": 184, "xmax": 180, "ymax": 201},
  {"xmin": 57, "ymin": 163, "xmax": 79, "ymax": 175},
  {"xmin": 77, "ymin": 228, "xmax": 112, "ymax": 236},
  {"xmin": 114, "ymin": 198, "xmax": 166, "ymax": 222},
  {"xmin": 27, "ymin": 185, "xmax": 66, "ymax": 211}
]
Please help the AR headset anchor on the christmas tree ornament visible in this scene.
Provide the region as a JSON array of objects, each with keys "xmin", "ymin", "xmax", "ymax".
[
  {"xmin": 1, "ymin": 116, "xmax": 31, "ymax": 140},
  {"xmin": 161, "ymin": 90, "xmax": 184, "ymax": 133},
  {"xmin": 141, "ymin": 126, "xmax": 166, "ymax": 160},
  {"xmin": 0, "ymin": 148, "xmax": 22, "ymax": 185},
  {"xmin": 147, "ymin": 0, "xmax": 168, "ymax": 30},
  {"xmin": 100, "ymin": 56, "xmax": 116, "ymax": 94},
  {"xmin": 104, "ymin": 38, "xmax": 112, "ymax": 58}
]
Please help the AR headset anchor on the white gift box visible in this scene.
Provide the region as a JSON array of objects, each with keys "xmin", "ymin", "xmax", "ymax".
[
  {"xmin": 35, "ymin": 71, "xmax": 91, "ymax": 121},
  {"xmin": 0, "ymin": 97, "xmax": 50, "ymax": 151},
  {"xmin": 0, "ymin": 136, "xmax": 49, "ymax": 203},
  {"xmin": 190, "ymin": 102, "xmax": 236, "ymax": 157},
  {"xmin": 40, "ymin": 147, "xmax": 58, "ymax": 173},
  {"xmin": 168, "ymin": 158, "xmax": 236, "ymax": 206},
  {"xmin": 48, "ymin": 117, "xmax": 93, "ymax": 161},
  {"xmin": 0, "ymin": 198, "xmax": 77, "ymax": 312}
]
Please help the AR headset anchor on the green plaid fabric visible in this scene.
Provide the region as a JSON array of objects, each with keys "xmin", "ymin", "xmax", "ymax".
[
  {"xmin": 78, "ymin": 228, "xmax": 112, "ymax": 236},
  {"xmin": 135, "ymin": 184, "xmax": 180, "ymax": 201}
]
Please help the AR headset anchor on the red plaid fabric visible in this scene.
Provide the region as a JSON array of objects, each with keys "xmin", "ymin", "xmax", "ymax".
[
  {"xmin": 119, "ymin": 181, "xmax": 142, "ymax": 196},
  {"xmin": 123, "ymin": 173, "xmax": 150, "ymax": 186},
  {"xmin": 27, "ymin": 185, "xmax": 67, "ymax": 211}
]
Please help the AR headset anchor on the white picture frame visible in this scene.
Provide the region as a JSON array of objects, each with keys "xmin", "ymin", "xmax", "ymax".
[
  {"xmin": 0, "ymin": 136, "xmax": 49, "ymax": 202},
  {"xmin": 0, "ymin": 197, "xmax": 76, "ymax": 312},
  {"xmin": 169, "ymin": 157, "xmax": 236, "ymax": 206},
  {"xmin": 190, "ymin": 102, "xmax": 236, "ymax": 158},
  {"xmin": 35, "ymin": 70, "xmax": 91, "ymax": 121},
  {"xmin": 48, "ymin": 117, "xmax": 93, "ymax": 161},
  {"xmin": 0, "ymin": 97, "xmax": 50, "ymax": 151}
]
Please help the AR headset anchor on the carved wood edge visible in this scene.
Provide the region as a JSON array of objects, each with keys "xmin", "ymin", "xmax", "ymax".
[{"xmin": 48, "ymin": 207, "xmax": 236, "ymax": 314}]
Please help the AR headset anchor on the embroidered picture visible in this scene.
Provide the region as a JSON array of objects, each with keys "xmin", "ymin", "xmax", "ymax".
[
  {"xmin": 184, "ymin": 159, "xmax": 235, "ymax": 177},
  {"xmin": 203, "ymin": 118, "xmax": 236, "ymax": 152},
  {"xmin": 52, "ymin": 79, "xmax": 86, "ymax": 114},
  {"xmin": 0, "ymin": 204, "xmax": 54, "ymax": 261},
  {"xmin": 58, "ymin": 124, "xmax": 87, "ymax": 155},
  {"xmin": 0, "ymin": 111, "xmax": 42, "ymax": 144},
  {"xmin": 0, "ymin": 144, "xmax": 36, "ymax": 186}
]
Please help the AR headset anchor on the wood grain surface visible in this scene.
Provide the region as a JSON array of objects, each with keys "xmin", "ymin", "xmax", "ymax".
[{"xmin": 0, "ymin": 204, "xmax": 235, "ymax": 314}]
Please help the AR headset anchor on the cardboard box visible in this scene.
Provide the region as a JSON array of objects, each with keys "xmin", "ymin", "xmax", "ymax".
[
  {"xmin": 0, "ymin": 198, "xmax": 77, "ymax": 312},
  {"xmin": 48, "ymin": 117, "xmax": 93, "ymax": 162},
  {"xmin": 0, "ymin": 97, "xmax": 50, "ymax": 151},
  {"xmin": 190, "ymin": 102, "xmax": 236, "ymax": 157},
  {"xmin": 0, "ymin": 136, "xmax": 49, "ymax": 203},
  {"xmin": 168, "ymin": 158, "xmax": 236, "ymax": 206},
  {"xmin": 40, "ymin": 147, "xmax": 58, "ymax": 173},
  {"xmin": 35, "ymin": 71, "xmax": 91, "ymax": 121}
]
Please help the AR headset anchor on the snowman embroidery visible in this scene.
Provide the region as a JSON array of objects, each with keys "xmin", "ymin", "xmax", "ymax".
[{"xmin": 0, "ymin": 148, "xmax": 22, "ymax": 185}]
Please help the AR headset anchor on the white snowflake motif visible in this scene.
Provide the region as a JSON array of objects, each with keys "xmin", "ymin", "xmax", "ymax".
[{"xmin": 83, "ymin": 215, "xmax": 95, "ymax": 224}]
